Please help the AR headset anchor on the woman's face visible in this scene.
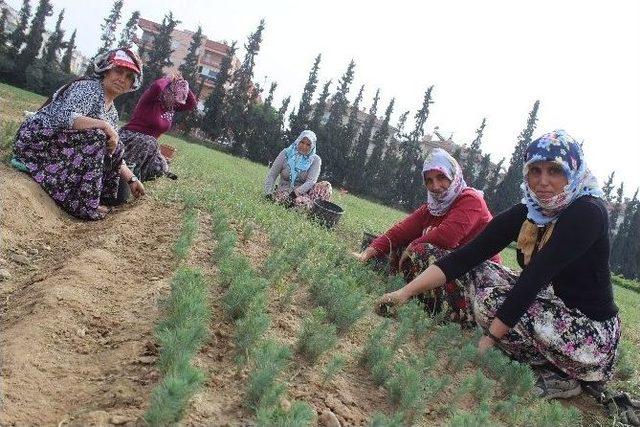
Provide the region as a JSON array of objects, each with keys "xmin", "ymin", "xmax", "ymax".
[
  {"xmin": 424, "ymin": 169, "xmax": 451, "ymax": 194},
  {"xmin": 102, "ymin": 66, "xmax": 135, "ymax": 98},
  {"xmin": 297, "ymin": 137, "xmax": 312, "ymax": 155},
  {"xmin": 526, "ymin": 161, "xmax": 568, "ymax": 199}
]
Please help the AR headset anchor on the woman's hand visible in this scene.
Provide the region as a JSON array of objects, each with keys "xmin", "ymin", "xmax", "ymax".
[
  {"xmin": 398, "ymin": 249, "xmax": 412, "ymax": 270},
  {"xmin": 102, "ymin": 122, "xmax": 118, "ymax": 154},
  {"xmin": 129, "ymin": 180, "xmax": 145, "ymax": 198},
  {"xmin": 375, "ymin": 288, "xmax": 410, "ymax": 317},
  {"xmin": 477, "ymin": 335, "xmax": 496, "ymax": 355},
  {"xmin": 352, "ymin": 246, "xmax": 377, "ymax": 263}
]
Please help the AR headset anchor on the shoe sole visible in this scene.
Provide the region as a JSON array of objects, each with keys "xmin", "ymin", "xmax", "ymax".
[{"xmin": 539, "ymin": 384, "xmax": 583, "ymax": 400}]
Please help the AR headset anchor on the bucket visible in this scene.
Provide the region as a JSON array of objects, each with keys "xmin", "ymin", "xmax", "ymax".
[
  {"xmin": 310, "ymin": 199, "xmax": 344, "ymax": 229},
  {"xmin": 159, "ymin": 144, "xmax": 177, "ymax": 161}
]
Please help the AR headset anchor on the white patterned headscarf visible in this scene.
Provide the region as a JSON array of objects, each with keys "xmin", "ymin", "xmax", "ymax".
[{"xmin": 422, "ymin": 148, "xmax": 468, "ymax": 216}]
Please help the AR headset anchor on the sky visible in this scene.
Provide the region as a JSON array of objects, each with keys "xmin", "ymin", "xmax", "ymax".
[{"xmin": 6, "ymin": 0, "xmax": 640, "ymax": 195}]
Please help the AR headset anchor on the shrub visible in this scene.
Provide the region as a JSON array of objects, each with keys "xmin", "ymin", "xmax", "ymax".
[
  {"xmin": 615, "ymin": 339, "xmax": 637, "ymax": 380},
  {"xmin": 532, "ymin": 400, "xmax": 582, "ymax": 427},
  {"xmin": 448, "ymin": 403, "xmax": 492, "ymax": 427},
  {"xmin": 369, "ymin": 412, "xmax": 406, "ymax": 427},
  {"xmin": 296, "ymin": 308, "xmax": 338, "ymax": 363},
  {"xmin": 222, "ymin": 276, "xmax": 267, "ymax": 320},
  {"xmin": 255, "ymin": 400, "xmax": 316, "ymax": 427},
  {"xmin": 385, "ymin": 361, "xmax": 424, "ymax": 419},
  {"xmin": 464, "ymin": 369, "xmax": 495, "ymax": 404},
  {"xmin": 449, "ymin": 343, "xmax": 478, "ymax": 371}
]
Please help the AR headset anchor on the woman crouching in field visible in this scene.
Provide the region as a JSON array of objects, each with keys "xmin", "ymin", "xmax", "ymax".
[
  {"xmin": 377, "ymin": 130, "xmax": 619, "ymax": 399},
  {"xmin": 263, "ymin": 130, "xmax": 332, "ymax": 210},
  {"xmin": 353, "ymin": 148, "xmax": 501, "ymax": 322},
  {"xmin": 12, "ymin": 48, "xmax": 145, "ymax": 220}
]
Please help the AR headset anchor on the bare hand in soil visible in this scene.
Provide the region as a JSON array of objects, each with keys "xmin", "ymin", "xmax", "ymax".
[
  {"xmin": 375, "ymin": 290, "xmax": 408, "ymax": 317},
  {"xmin": 129, "ymin": 181, "xmax": 145, "ymax": 198}
]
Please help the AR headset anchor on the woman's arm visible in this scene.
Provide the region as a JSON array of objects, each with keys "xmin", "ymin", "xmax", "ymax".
[
  {"xmin": 176, "ymin": 90, "xmax": 197, "ymax": 112},
  {"xmin": 264, "ymin": 150, "xmax": 286, "ymax": 194},
  {"xmin": 294, "ymin": 156, "xmax": 321, "ymax": 195},
  {"xmin": 368, "ymin": 205, "xmax": 431, "ymax": 257},
  {"xmin": 409, "ymin": 193, "xmax": 484, "ymax": 250}
]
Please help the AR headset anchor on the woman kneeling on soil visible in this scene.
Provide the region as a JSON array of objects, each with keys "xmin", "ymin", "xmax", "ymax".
[
  {"xmin": 377, "ymin": 130, "xmax": 619, "ymax": 399},
  {"xmin": 13, "ymin": 48, "xmax": 145, "ymax": 220},
  {"xmin": 354, "ymin": 148, "xmax": 500, "ymax": 321},
  {"xmin": 263, "ymin": 130, "xmax": 332, "ymax": 210},
  {"xmin": 119, "ymin": 73, "xmax": 196, "ymax": 181}
]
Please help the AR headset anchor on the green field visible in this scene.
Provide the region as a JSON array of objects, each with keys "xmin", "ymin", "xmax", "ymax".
[{"xmin": 2, "ymin": 81, "xmax": 639, "ymax": 425}]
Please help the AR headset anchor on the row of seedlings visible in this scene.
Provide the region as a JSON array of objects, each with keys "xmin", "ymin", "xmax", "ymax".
[
  {"xmin": 145, "ymin": 200, "xmax": 212, "ymax": 425},
  {"xmin": 208, "ymin": 200, "xmax": 317, "ymax": 425}
]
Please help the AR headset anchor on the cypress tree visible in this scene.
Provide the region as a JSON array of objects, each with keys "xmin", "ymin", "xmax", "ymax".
[
  {"xmin": 365, "ymin": 97, "xmax": 395, "ymax": 196},
  {"xmin": 451, "ymin": 146, "xmax": 463, "ymax": 163},
  {"xmin": 7, "ymin": 0, "xmax": 30, "ymax": 57},
  {"xmin": 289, "ymin": 53, "xmax": 321, "ymax": 137},
  {"xmin": 0, "ymin": 8, "xmax": 9, "ymax": 51},
  {"xmin": 309, "ymin": 79, "xmax": 332, "ymax": 133},
  {"xmin": 94, "ymin": 0, "xmax": 123, "ymax": 59},
  {"xmin": 323, "ymin": 60, "xmax": 356, "ymax": 182},
  {"xmin": 346, "ymin": 89, "xmax": 379, "ymax": 189},
  {"xmin": 473, "ymin": 153, "xmax": 492, "ymax": 190},
  {"xmin": 484, "ymin": 157, "xmax": 505, "ymax": 207},
  {"xmin": 342, "ymin": 84, "xmax": 364, "ymax": 151},
  {"xmin": 201, "ymin": 41, "xmax": 236, "ymax": 140},
  {"xmin": 118, "ymin": 10, "xmax": 140, "ymax": 49},
  {"xmin": 601, "ymin": 171, "xmax": 616, "ymax": 203},
  {"xmin": 611, "ymin": 189, "xmax": 638, "ymax": 273},
  {"xmin": 16, "ymin": 0, "xmax": 52, "ymax": 74},
  {"xmin": 60, "ymin": 29, "xmax": 76, "ymax": 73},
  {"xmin": 264, "ymin": 81, "xmax": 277, "ymax": 107},
  {"xmin": 227, "ymin": 19, "xmax": 265, "ymax": 156},
  {"xmin": 490, "ymin": 100, "xmax": 540, "ymax": 213},
  {"xmin": 42, "ymin": 9, "xmax": 65, "ymax": 66},
  {"xmin": 378, "ymin": 110, "xmax": 408, "ymax": 204},
  {"xmin": 143, "ymin": 12, "xmax": 180, "ymax": 87},
  {"xmin": 464, "ymin": 118, "xmax": 486, "ymax": 183},
  {"xmin": 609, "ymin": 182, "xmax": 624, "ymax": 236},
  {"xmin": 178, "ymin": 26, "xmax": 203, "ymax": 89}
]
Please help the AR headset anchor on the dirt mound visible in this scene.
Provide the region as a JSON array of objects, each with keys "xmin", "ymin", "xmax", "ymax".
[{"xmin": 0, "ymin": 163, "xmax": 182, "ymax": 425}]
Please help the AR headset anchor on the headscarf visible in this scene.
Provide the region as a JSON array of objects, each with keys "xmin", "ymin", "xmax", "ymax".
[
  {"xmin": 161, "ymin": 78, "xmax": 190, "ymax": 111},
  {"xmin": 521, "ymin": 129, "xmax": 603, "ymax": 226},
  {"xmin": 422, "ymin": 148, "xmax": 468, "ymax": 216},
  {"xmin": 91, "ymin": 48, "xmax": 143, "ymax": 91},
  {"xmin": 285, "ymin": 130, "xmax": 317, "ymax": 189}
]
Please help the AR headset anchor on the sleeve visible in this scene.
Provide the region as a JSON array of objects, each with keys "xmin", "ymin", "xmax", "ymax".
[
  {"xmin": 370, "ymin": 205, "xmax": 430, "ymax": 255},
  {"xmin": 408, "ymin": 193, "xmax": 485, "ymax": 251},
  {"xmin": 295, "ymin": 156, "xmax": 321, "ymax": 194},
  {"xmin": 264, "ymin": 150, "xmax": 286, "ymax": 194},
  {"xmin": 176, "ymin": 90, "xmax": 197, "ymax": 112},
  {"xmin": 48, "ymin": 81, "xmax": 102, "ymax": 129},
  {"xmin": 495, "ymin": 201, "xmax": 606, "ymax": 327},
  {"xmin": 434, "ymin": 204, "xmax": 526, "ymax": 281}
]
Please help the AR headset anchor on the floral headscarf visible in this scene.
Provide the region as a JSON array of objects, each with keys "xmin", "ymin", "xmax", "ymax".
[
  {"xmin": 521, "ymin": 129, "xmax": 603, "ymax": 225},
  {"xmin": 161, "ymin": 79, "xmax": 190, "ymax": 111},
  {"xmin": 91, "ymin": 48, "xmax": 143, "ymax": 91},
  {"xmin": 422, "ymin": 148, "xmax": 468, "ymax": 216},
  {"xmin": 285, "ymin": 130, "xmax": 317, "ymax": 189}
]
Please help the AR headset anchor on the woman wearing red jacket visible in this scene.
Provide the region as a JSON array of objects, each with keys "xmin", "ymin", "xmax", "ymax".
[{"xmin": 354, "ymin": 148, "xmax": 501, "ymax": 321}]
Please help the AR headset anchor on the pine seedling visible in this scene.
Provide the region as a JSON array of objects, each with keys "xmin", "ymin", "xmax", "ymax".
[
  {"xmin": 369, "ymin": 412, "xmax": 406, "ymax": 427},
  {"xmin": 234, "ymin": 310, "xmax": 270, "ymax": 365},
  {"xmin": 448, "ymin": 402, "xmax": 492, "ymax": 427},
  {"xmin": 255, "ymin": 400, "xmax": 316, "ymax": 426},
  {"xmin": 241, "ymin": 221, "xmax": 254, "ymax": 242},
  {"xmin": 222, "ymin": 277, "xmax": 267, "ymax": 320},
  {"xmin": 218, "ymin": 254, "xmax": 251, "ymax": 287},
  {"xmin": 145, "ymin": 363, "xmax": 205, "ymax": 424},
  {"xmin": 246, "ymin": 340, "xmax": 292, "ymax": 409},
  {"xmin": 449, "ymin": 342, "xmax": 478, "ymax": 371},
  {"xmin": 214, "ymin": 230, "xmax": 237, "ymax": 261},
  {"xmin": 278, "ymin": 282, "xmax": 297, "ymax": 310},
  {"xmin": 385, "ymin": 361, "xmax": 424, "ymax": 419},
  {"xmin": 495, "ymin": 395, "xmax": 522, "ymax": 426},
  {"xmin": 212, "ymin": 212, "xmax": 229, "ymax": 237},
  {"xmin": 502, "ymin": 360, "xmax": 535, "ymax": 397},
  {"xmin": 423, "ymin": 375, "xmax": 451, "ymax": 401},
  {"xmin": 325, "ymin": 283, "xmax": 367, "ymax": 332},
  {"xmin": 615, "ymin": 339, "xmax": 637, "ymax": 380},
  {"xmin": 296, "ymin": 308, "xmax": 338, "ymax": 363},
  {"xmin": 322, "ymin": 354, "xmax": 346, "ymax": 383},
  {"xmin": 385, "ymin": 275, "xmax": 406, "ymax": 293},
  {"xmin": 428, "ymin": 323, "xmax": 462, "ymax": 354},
  {"xmin": 532, "ymin": 400, "xmax": 582, "ymax": 427},
  {"xmin": 361, "ymin": 320, "xmax": 392, "ymax": 367},
  {"xmin": 479, "ymin": 347, "xmax": 510, "ymax": 378},
  {"xmin": 465, "ymin": 369, "xmax": 495, "ymax": 404}
]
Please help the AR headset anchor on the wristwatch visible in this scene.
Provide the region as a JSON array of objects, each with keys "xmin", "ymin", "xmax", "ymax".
[{"xmin": 127, "ymin": 176, "xmax": 139, "ymax": 184}]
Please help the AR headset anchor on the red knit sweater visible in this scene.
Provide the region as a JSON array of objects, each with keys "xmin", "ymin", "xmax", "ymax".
[{"xmin": 370, "ymin": 188, "xmax": 502, "ymax": 263}]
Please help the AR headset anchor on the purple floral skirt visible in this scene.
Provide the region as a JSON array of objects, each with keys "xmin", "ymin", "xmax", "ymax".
[{"xmin": 13, "ymin": 119, "xmax": 124, "ymax": 220}]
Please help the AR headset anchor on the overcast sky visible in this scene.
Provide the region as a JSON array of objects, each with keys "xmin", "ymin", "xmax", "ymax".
[{"xmin": 7, "ymin": 0, "xmax": 640, "ymax": 195}]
